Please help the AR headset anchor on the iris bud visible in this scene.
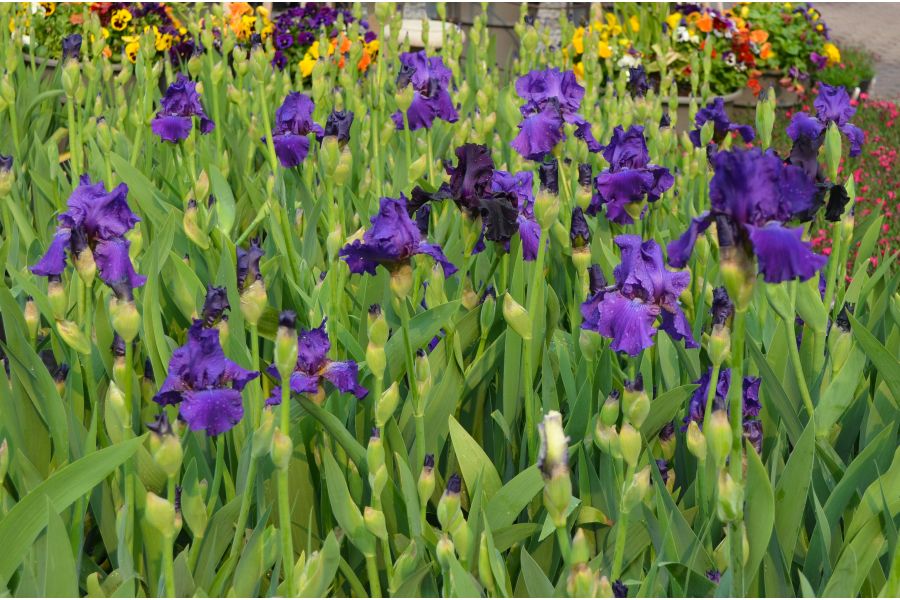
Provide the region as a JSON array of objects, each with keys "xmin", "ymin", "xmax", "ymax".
[
  {"xmin": 145, "ymin": 492, "xmax": 177, "ymax": 539},
  {"xmin": 437, "ymin": 474, "xmax": 462, "ymax": 529},
  {"xmin": 619, "ymin": 423, "xmax": 641, "ymax": 468},
  {"xmin": 478, "ymin": 534, "xmax": 495, "ymax": 594},
  {"xmin": 598, "ymin": 575, "xmax": 615, "ymax": 598},
  {"xmin": 240, "ymin": 279, "xmax": 268, "ymax": 327},
  {"xmin": 62, "ymin": 60, "xmax": 81, "ymax": 97},
  {"xmin": 363, "ymin": 507, "xmax": 388, "ymax": 540},
  {"xmin": 109, "ymin": 297, "xmax": 141, "ymax": 343},
  {"xmin": 252, "ymin": 410, "xmax": 276, "ymax": 459},
  {"xmin": 755, "ymin": 89, "xmax": 776, "ymax": 150},
  {"xmin": 334, "ymin": 147, "xmax": 352, "ymax": 186},
  {"xmin": 502, "ymin": 292, "xmax": 532, "ymax": 340},
  {"xmin": 708, "ymin": 410, "xmax": 732, "ymax": 467},
  {"xmin": 74, "ymin": 247, "xmax": 97, "ymax": 286},
  {"xmin": 600, "ymin": 391, "xmax": 620, "ymax": 427},
  {"xmin": 326, "ymin": 225, "xmax": 343, "ymax": 261},
  {"xmin": 375, "ymin": 383, "xmax": 399, "ymax": 428},
  {"xmin": 534, "ymin": 190, "xmax": 560, "ymax": 229},
  {"xmin": 366, "ymin": 429, "xmax": 385, "ymax": 478},
  {"xmin": 415, "ymin": 351, "xmax": 432, "ymax": 398},
  {"xmin": 708, "ymin": 323, "xmax": 731, "ymax": 366},
  {"xmin": 716, "ymin": 470, "xmax": 743, "ymax": 522},
  {"xmin": 593, "ymin": 419, "xmax": 621, "ymax": 457},
  {"xmin": 270, "ymin": 428, "xmax": 292, "ymax": 471},
  {"xmin": 480, "ymin": 293, "xmax": 496, "ymax": 334},
  {"xmin": 417, "ymin": 454, "xmax": 436, "ymax": 507},
  {"xmin": 24, "ymin": 297, "xmax": 39, "ymax": 341},
  {"xmin": 153, "ymin": 433, "xmax": 183, "ymax": 479},
  {"xmin": 686, "ymin": 421, "xmax": 707, "ymax": 460},
  {"xmin": 435, "ymin": 535, "xmax": 455, "ymax": 570},
  {"xmin": 274, "ymin": 311, "xmax": 299, "ymax": 378},
  {"xmin": 183, "ymin": 200, "xmax": 210, "ymax": 250},
  {"xmin": 395, "ymin": 85, "xmax": 415, "ymax": 113},
  {"xmin": 57, "ymin": 319, "xmax": 91, "ymax": 355},
  {"xmin": 824, "ymin": 122, "xmax": 842, "ymax": 182},
  {"xmin": 408, "ymin": 154, "xmax": 427, "ymax": 182},
  {"xmin": 700, "ymin": 120, "xmax": 715, "ymax": 147},
  {"xmin": 721, "ymin": 251, "xmax": 755, "ymax": 312},
  {"xmin": 390, "ymin": 541, "xmax": 421, "ymax": 594},
  {"xmin": 623, "ymin": 377, "xmax": 649, "ymax": 428},
  {"xmin": 321, "ymin": 136, "xmax": 340, "ymax": 175},
  {"xmin": 579, "ymin": 329, "xmax": 602, "ymax": 360},
  {"xmin": 622, "ymin": 465, "xmax": 651, "ymax": 511},
  {"xmin": 389, "ymin": 263, "xmax": 414, "ymax": 299}
]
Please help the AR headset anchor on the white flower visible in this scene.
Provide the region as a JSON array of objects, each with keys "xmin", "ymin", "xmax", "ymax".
[
  {"xmin": 675, "ymin": 26, "xmax": 691, "ymax": 43},
  {"xmin": 617, "ymin": 54, "xmax": 640, "ymax": 69}
]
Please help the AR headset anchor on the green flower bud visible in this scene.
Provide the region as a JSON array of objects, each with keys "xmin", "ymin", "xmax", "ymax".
[
  {"xmin": 480, "ymin": 293, "xmax": 496, "ymax": 335},
  {"xmin": 366, "ymin": 429, "xmax": 385, "ymax": 478},
  {"xmin": 240, "ymin": 279, "xmax": 268, "ymax": 327},
  {"xmin": 153, "ymin": 434, "xmax": 183, "ymax": 479},
  {"xmin": 367, "ymin": 304, "xmax": 389, "ymax": 347},
  {"xmin": 395, "ymin": 85, "xmax": 415, "ymax": 113},
  {"xmin": 435, "ymin": 535, "xmax": 455, "ymax": 571},
  {"xmin": 408, "ymin": 154, "xmax": 428, "ymax": 182},
  {"xmin": 270, "ymin": 428, "xmax": 292, "ymax": 471},
  {"xmin": 415, "ymin": 351, "xmax": 432, "ymax": 398},
  {"xmin": 708, "ymin": 410, "xmax": 732, "ymax": 468},
  {"xmin": 62, "ymin": 60, "xmax": 81, "ymax": 98},
  {"xmin": 274, "ymin": 311, "xmax": 299, "ymax": 378},
  {"xmin": 73, "ymin": 247, "xmax": 97, "ymax": 286},
  {"xmin": 534, "ymin": 189, "xmax": 560, "ymax": 229},
  {"xmin": 598, "ymin": 575, "xmax": 614, "ymax": 598},
  {"xmin": 622, "ymin": 377, "xmax": 649, "ymax": 428},
  {"xmin": 57, "ymin": 319, "xmax": 91, "ymax": 355},
  {"xmin": 755, "ymin": 89, "xmax": 775, "ymax": 150},
  {"xmin": 417, "ymin": 455, "xmax": 436, "ymax": 508},
  {"xmin": 24, "ymin": 297, "xmax": 39, "ymax": 341},
  {"xmin": 375, "ymin": 383, "xmax": 400, "ymax": 427},
  {"xmin": 708, "ymin": 323, "xmax": 731, "ymax": 366},
  {"xmin": 502, "ymin": 292, "xmax": 532, "ymax": 340},
  {"xmin": 828, "ymin": 321, "xmax": 853, "ymax": 377},
  {"xmin": 765, "ymin": 282, "xmax": 794, "ymax": 322},
  {"xmin": 250, "ymin": 410, "xmax": 276, "ymax": 459},
  {"xmin": 623, "ymin": 465, "xmax": 651, "ymax": 512},
  {"xmin": 437, "ymin": 474, "xmax": 462, "ymax": 530},
  {"xmin": 389, "ymin": 263, "xmax": 414, "ymax": 299},
  {"xmin": 716, "ymin": 469, "xmax": 743, "ymax": 522},
  {"xmin": 686, "ymin": 421, "xmax": 707, "ymax": 461},
  {"xmin": 325, "ymin": 225, "xmax": 343, "ymax": 261},
  {"xmin": 321, "ymin": 136, "xmax": 340, "ymax": 176},
  {"xmin": 109, "ymin": 297, "xmax": 141, "ymax": 343},
  {"xmin": 390, "ymin": 541, "xmax": 421, "ymax": 594},
  {"xmin": 570, "ymin": 528, "xmax": 590, "ymax": 565},
  {"xmin": 721, "ymin": 250, "xmax": 755, "ymax": 312},
  {"xmin": 824, "ymin": 122, "xmax": 842, "ymax": 182},
  {"xmin": 364, "ymin": 506, "xmax": 388, "ymax": 540},
  {"xmin": 618, "ymin": 423, "xmax": 642, "ymax": 468},
  {"xmin": 334, "ymin": 147, "xmax": 352, "ymax": 186},
  {"xmin": 104, "ymin": 383, "xmax": 128, "ymax": 444},
  {"xmin": 145, "ymin": 492, "xmax": 176, "ymax": 539},
  {"xmin": 593, "ymin": 420, "xmax": 621, "ymax": 458},
  {"xmin": 183, "ymin": 200, "xmax": 210, "ymax": 250},
  {"xmin": 478, "ymin": 534, "xmax": 496, "ymax": 593},
  {"xmin": 568, "ymin": 564, "xmax": 601, "ymax": 598}
]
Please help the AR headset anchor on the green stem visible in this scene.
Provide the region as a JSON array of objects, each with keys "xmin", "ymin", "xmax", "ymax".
[
  {"xmin": 555, "ymin": 526, "xmax": 572, "ymax": 567},
  {"xmin": 522, "ymin": 225, "xmax": 548, "ymax": 461},
  {"xmin": 162, "ymin": 535, "xmax": 176, "ymax": 598},
  {"xmin": 66, "ymin": 96, "xmax": 81, "ymax": 176},
  {"xmin": 250, "ymin": 324, "xmax": 262, "ymax": 429},
  {"xmin": 365, "ymin": 553, "xmax": 382, "ymax": 598},
  {"xmin": 206, "ymin": 437, "xmax": 225, "ymax": 517},
  {"xmin": 822, "ymin": 221, "xmax": 840, "ymax": 315},
  {"xmin": 397, "ymin": 298, "xmax": 424, "ymax": 470},
  {"xmin": 611, "ymin": 508, "xmax": 630, "ymax": 580},
  {"xmin": 277, "ymin": 382, "xmax": 295, "ymax": 596},
  {"xmin": 728, "ymin": 521, "xmax": 743, "ymax": 596},
  {"xmin": 785, "ymin": 313, "xmax": 815, "ymax": 419},
  {"xmin": 727, "ymin": 309, "xmax": 746, "ymax": 596},
  {"xmin": 227, "ymin": 456, "xmax": 257, "ymax": 565}
]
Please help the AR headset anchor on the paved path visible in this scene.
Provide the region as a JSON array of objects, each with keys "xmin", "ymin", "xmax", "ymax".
[{"xmin": 805, "ymin": 3, "xmax": 900, "ymax": 98}]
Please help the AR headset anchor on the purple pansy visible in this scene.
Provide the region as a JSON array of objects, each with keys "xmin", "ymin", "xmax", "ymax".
[
  {"xmin": 268, "ymin": 92, "xmax": 324, "ymax": 168},
  {"xmin": 151, "ymin": 74, "xmax": 215, "ymax": 143},
  {"xmin": 391, "ymin": 51, "xmax": 458, "ymax": 130},
  {"xmin": 667, "ymin": 148, "xmax": 826, "ymax": 284},
  {"xmin": 153, "ymin": 320, "xmax": 259, "ymax": 436},
  {"xmin": 683, "ymin": 367, "xmax": 762, "ymax": 453},
  {"xmin": 266, "ymin": 319, "xmax": 367, "ymax": 403},
  {"xmin": 688, "ymin": 97, "xmax": 755, "ymax": 148},
  {"xmin": 339, "ymin": 196, "xmax": 457, "ymax": 277},
  {"xmin": 581, "ymin": 235, "xmax": 697, "ymax": 356},
  {"xmin": 31, "ymin": 175, "xmax": 145, "ymax": 292},
  {"xmin": 587, "ymin": 125, "xmax": 674, "ymax": 224},
  {"xmin": 809, "ymin": 52, "xmax": 827, "ymax": 70},
  {"xmin": 511, "ymin": 68, "xmax": 601, "ymax": 160}
]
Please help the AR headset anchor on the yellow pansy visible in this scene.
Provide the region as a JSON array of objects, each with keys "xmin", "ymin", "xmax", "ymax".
[
  {"xmin": 153, "ymin": 26, "xmax": 173, "ymax": 51},
  {"xmin": 365, "ymin": 39, "xmax": 379, "ymax": 55},
  {"xmin": 823, "ymin": 42, "xmax": 840, "ymax": 65},
  {"xmin": 605, "ymin": 13, "xmax": 622, "ymax": 36},
  {"xmin": 101, "ymin": 27, "xmax": 110, "ymax": 39},
  {"xmin": 308, "ymin": 40, "xmax": 320, "ymax": 59},
  {"xmin": 125, "ymin": 41, "xmax": 140, "ymax": 63},
  {"xmin": 618, "ymin": 38, "xmax": 631, "ymax": 47},
  {"xmin": 572, "ymin": 26, "xmax": 585, "ymax": 54},
  {"xmin": 740, "ymin": 5, "xmax": 749, "ymax": 18},
  {"xmin": 39, "ymin": 2, "xmax": 55, "ymax": 17},
  {"xmin": 598, "ymin": 41, "xmax": 612, "ymax": 59},
  {"xmin": 816, "ymin": 23, "xmax": 823, "ymax": 32},
  {"xmin": 666, "ymin": 12, "xmax": 682, "ymax": 30},
  {"xmin": 629, "ymin": 15, "xmax": 640, "ymax": 33},
  {"xmin": 574, "ymin": 61, "xmax": 585, "ymax": 80},
  {"xmin": 299, "ymin": 54, "xmax": 317, "ymax": 78},
  {"xmin": 110, "ymin": 8, "xmax": 132, "ymax": 32}
]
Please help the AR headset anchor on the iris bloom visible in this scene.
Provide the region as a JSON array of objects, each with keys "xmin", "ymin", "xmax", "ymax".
[
  {"xmin": 581, "ymin": 235, "xmax": 697, "ymax": 356},
  {"xmin": 627, "ymin": 65, "xmax": 651, "ymax": 97},
  {"xmin": 151, "ymin": 74, "xmax": 215, "ymax": 142},
  {"xmin": 266, "ymin": 319, "xmax": 367, "ymax": 404},
  {"xmin": 667, "ymin": 148, "xmax": 826, "ymax": 284},
  {"xmin": 683, "ymin": 367, "xmax": 763, "ymax": 454},
  {"xmin": 340, "ymin": 196, "xmax": 457, "ymax": 277},
  {"xmin": 787, "ymin": 83, "xmax": 864, "ymax": 178},
  {"xmin": 689, "ymin": 97, "xmax": 754, "ymax": 148},
  {"xmin": 31, "ymin": 175, "xmax": 145, "ymax": 292},
  {"xmin": 511, "ymin": 68, "xmax": 601, "ymax": 160},
  {"xmin": 588, "ymin": 125, "xmax": 674, "ymax": 224},
  {"xmin": 391, "ymin": 51, "xmax": 459, "ymax": 130},
  {"xmin": 269, "ymin": 92, "xmax": 324, "ymax": 168},
  {"xmin": 321, "ymin": 109, "xmax": 354, "ymax": 144},
  {"xmin": 153, "ymin": 320, "xmax": 259, "ymax": 436}
]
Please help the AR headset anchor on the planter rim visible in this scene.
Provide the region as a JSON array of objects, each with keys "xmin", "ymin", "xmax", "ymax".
[{"xmin": 676, "ymin": 88, "xmax": 743, "ymax": 105}]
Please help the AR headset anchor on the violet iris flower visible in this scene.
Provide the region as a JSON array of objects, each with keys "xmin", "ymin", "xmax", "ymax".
[
  {"xmin": 587, "ymin": 125, "xmax": 674, "ymax": 224},
  {"xmin": 266, "ymin": 319, "xmax": 367, "ymax": 403},
  {"xmin": 511, "ymin": 68, "xmax": 602, "ymax": 160},
  {"xmin": 61, "ymin": 34, "xmax": 82, "ymax": 61},
  {"xmin": 268, "ymin": 92, "xmax": 324, "ymax": 168},
  {"xmin": 689, "ymin": 97, "xmax": 755, "ymax": 148},
  {"xmin": 153, "ymin": 320, "xmax": 259, "ymax": 436},
  {"xmin": 237, "ymin": 239, "xmax": 265, "ymax": 290},
  {"xmin": 151, "ymin": 74, "xmax": 215, "ymax": 142},
  {"xmin": 391, "ymin": 51, "xmax": 459, "ymax": 130},
  {"xmin": 339, "ymin": 196, "xmax": 457, "ymax": 277},
  {"xmin": 628, "ymin": 65, "xmax": 651, "ymax": 98},
  {"xmin": 581, "ymin": 235, "xmax": 697, "ymax": 356},
  {"xmin": 31, "ymin": 175, "xmax": 145, "ymax": 291},
  {"xmin": 667, "ymin": 148, "xmax": 827, "ymax": 284},
  {"xmin": 321, "ymin": 109, "xmax": 354, "ymax": 144},
  {"xmin": 683, "ymin": 367, "xmax": 763, "ymax": 453},
  {"xmin": 787, "ymin": 83, "xmax": 864, "ymax": 176}
]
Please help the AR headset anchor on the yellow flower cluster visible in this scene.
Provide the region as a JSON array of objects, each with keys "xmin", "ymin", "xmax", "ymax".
[
  {"xmin": 299, "ymin": 36, "xmax": 380, "ymax": 78},
  {"xmin": 571, "ymin": 13, "xmax": 640, "ymax": 61},
  {"xmin": 227, "ymin": 3, "xmax": 272, "ymax": 41}
]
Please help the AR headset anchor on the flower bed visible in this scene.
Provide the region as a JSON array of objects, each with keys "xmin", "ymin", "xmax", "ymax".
[{"xmin": 0, "ymin": 3, "xmax": 897, "ymax": 599}]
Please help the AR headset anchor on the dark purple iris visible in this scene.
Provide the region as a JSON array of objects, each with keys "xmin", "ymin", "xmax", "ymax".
[
  {"xmin": 151, "ymin": 74, "xmax": 215, "ymax": 143},
  {"xmin": 570, "ymin": 207, "xmax": 591, "ymax": 247},
  {"xmin": 321, "ymin": 109, "xmax": 354, "ymax": 144},
  {"xmin": 627, "ymin": 65, "xmax": 651, "ymax": 98},
  {"xmin": 153, "ymin": 320, "xmax": 259, "ymax": 436},
  {"xmin": 689, "ymin": 97, "xmax": 755, "ymax": 148},
  {"xmin": 706, "ymin": 570, "xmax": 721, "ymax": 584},
  {"xmin": 201, "ymin": 285, "xmax": 230, "ymax": 326},
  {"xmin": 683, "ymin": 367, "xmax": 762, "ymax": 453},
  {"xmin": 0, "ymin": 154, "xmax": 12, "ymax": 173},
  {"xmin": 31, "ymin": 175, "xmax": 145, "ymax": 292},
  {"xmin": 268, "ymin": 92, "xmax": 324, "ymax": 168},
  {"xmin": 667, "ymin": 148, "xmax": 826, "ymax": 284},
  {"xmin": 710, "ymin": 286, "xmax": 734, "ymax": 326},
  {"xmin": 61, "ymin": 34, "xmax": 82, "ymax": 61},
  {"xmin": 511, "ymin": 68, "xmax": 601, "ymax": 160},
  {"xmin": 613, "ymin": 580, "xmax": 628, "ymax": 598},
  {"xmin": 581, "ymin": 235, "xmax": 697, "ymax": 356},
  {"xmin": 391, "ymin": 51, "xmax": 458, "ymax": 131},
  {"xmin": 237, "ymin": 239, "xmax": 265, "ymax": 291},
  {"xmin": 655, "ymin": 458, "xmax": 670, "ymax": 484},
  {"xmin": 266, "ymin": 319, "xmax": 367, "ymax": 403},
  {"xmin": 587, "ymin": 125, "xmax": 674, "ymax": 225},
  {"xmin": 787, "ymin": 83, "xmax": 864, "ymax": 177},
  {"xmin": 339, "ymin": 196, "xmax": 457, "ymax": 277}
]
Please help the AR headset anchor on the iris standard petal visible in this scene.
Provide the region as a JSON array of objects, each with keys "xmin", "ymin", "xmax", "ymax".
[{"xmin": 747, "ymin": 223, "xmax": 828, "ymax": 283}]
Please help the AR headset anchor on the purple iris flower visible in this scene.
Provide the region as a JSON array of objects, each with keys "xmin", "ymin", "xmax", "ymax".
[
  {"xmin": 689, "ymin": 97, "xmax": 755, "ymax": 148},
  {"xmin": 707, "ymin": 570, "xmax": 722, "ymax": 584},
  {"xmin": 61, "ymin": 34, "xmax": 82, "ymax": 62},
  {"xmin": 0, "ymin": 154, "xmax": 12, "ymax": 173},
  {"xmin": 153, "ymin": 320, "xmax": 259, "ymax": 436},
  {"xmin": 268, "ymin": 92, "xmax": 324, "ymax": 168},
  {"xmin": 151, "ymin": 74, "xmax": 215, "ymax": 143},
  {"xmin": 321, "ymin": 109, "xmax": 354, "ymax": 144},
  {"xmin": 683, "ymin": 368, "xmax": 762, "ymax": 453},
  {"xmin": 587, "ymin": 125, "xmax": 674, "ymax": 224},
  {"xmin": 628, "ymin": 65, "xmax": 651, "ymax": 98},
  {"xmin": 237, "ymin": 239, "xmax": 265, "ymax": 291},
  {"xmin": 791, "ymin": 83, "xmax": 864, "ymax": 165},
  {"xmin": 31, "ymin": 175, "xmax": 145, "ymax": 292},
  {"xmin": 266, "ymin": 319, "xmax": 367, "ymax": 403},
  {"xmin": 667, "ymin": 148, "xmax": 827, "ymax": 284},
  {"xmin": 613, "ymin": 580, "xmax": 628, "ymax": 598},
  {"xmin": 581, "ymin": 235, "xmax": 697, "ymax": 356},
  {"xmin": 511, "ymin": 68, "xmax": 601, "ymax": 160},
  {"xmin": 487, "ymin": 170, "xmax": 542, "ymax": 260},
  {"xmin": 391, "ymin": 51, "xmax": 459, "ymax": 130},
  {"xmin": 339, "ymin": 196, "xmax": 457, "ymax": 277}
]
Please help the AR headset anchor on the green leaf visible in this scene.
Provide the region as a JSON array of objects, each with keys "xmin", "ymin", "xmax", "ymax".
[
  {"xmin": 448, "ymin": 415, "xmax": 502, "ymax": 501},
  {"xmin": 848, "ymin": 314, "xmax": 900, "ymax": 403},
  {"xmin": 814, "ymin": 344, "xmax": 866, "ymax": 437},
  {"xmin": 208, "ymin": 165, "xmax": 236, "ymax": 235},
  {"xmin": 485, "ymin": 465, "xmax": 543, "ymax": 530},
  {"xmin": 322, "ymin": 447, "xmax": 372, "ymax": 554},
  {"xmin": 774, "ymin": 421, "xmax": 815, "ymax": 563},
  {"xmin": 519, "ymin": 547, "xmax": 554, "ymax": 598},
  {"xmin": 40, "ymin": 502, "xmax": 78, "ymax": 597},
  {"xmin": 640, "ymin": 384, "xmax": 698, "ymax": 439},
  {"xmin": 744, "ymin": 445, "xmax": 774, "ymax": 582},
  {"xmin": 0, "ymin": 436, "xmax": 144, "ymax": 585},
  {"xmin": 385, "ymin": 301, "xmax": 461, "ymax": 381}
]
